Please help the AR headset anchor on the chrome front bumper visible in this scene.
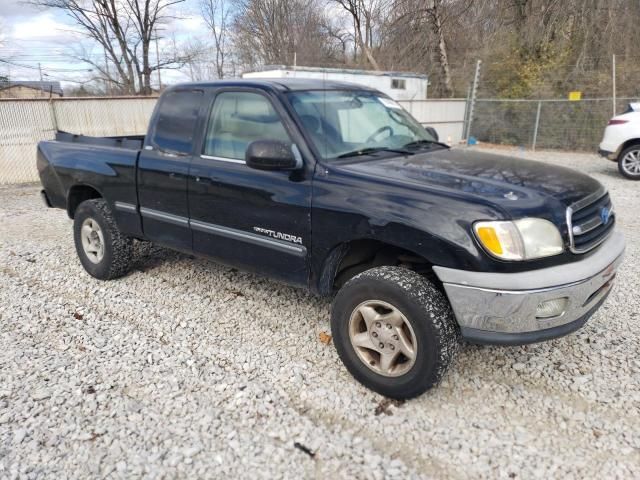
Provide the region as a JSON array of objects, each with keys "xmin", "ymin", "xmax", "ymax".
[{"xmin": 433, "ymin": 231, "xmax": 625, "ymax": 345}]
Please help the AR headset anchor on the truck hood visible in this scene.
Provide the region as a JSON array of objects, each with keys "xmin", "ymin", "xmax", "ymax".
[{"xmin": 337, "ymin": 148, "xmax": 602, "ymax": 215}]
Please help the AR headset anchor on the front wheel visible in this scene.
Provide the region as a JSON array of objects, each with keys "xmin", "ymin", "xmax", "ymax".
[
  {"xmin": 331, "ymin": 266, "xmax": 459, "ymax": 399},
  {"xmin": 618, "ymin": 145, "xmax": 640, "ymax": 180},
  {"xmin": 73, "ymin": 199, "xmax": 132, "ymax": 280}
]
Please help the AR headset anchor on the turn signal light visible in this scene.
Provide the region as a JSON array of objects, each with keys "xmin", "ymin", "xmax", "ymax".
[
  {"xmin": 476, "ymin": 226, "xmax": 503, "ymax": 255},
  {"xmin": 608, "ymin": 119, "xmax": 628, "ymax": 125}
]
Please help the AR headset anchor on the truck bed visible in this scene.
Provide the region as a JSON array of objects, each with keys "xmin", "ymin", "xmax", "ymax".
[
  {"xmin": 37, "ymin": 131, "xmax": 142, "ymax": 225},
  {"xmin": 55, "ymin": 131, "xmax": 145, "ymax": 150}
]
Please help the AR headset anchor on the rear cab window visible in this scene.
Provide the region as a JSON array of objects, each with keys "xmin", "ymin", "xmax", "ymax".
[{"xmin": 151, "ymin": 89, "xmax": 204, "ymax": 154}]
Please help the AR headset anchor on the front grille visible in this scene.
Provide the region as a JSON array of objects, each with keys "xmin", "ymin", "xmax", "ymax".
[{"xmin": 567, "ymin": 192, "xmax": 615, "ymax": 253}]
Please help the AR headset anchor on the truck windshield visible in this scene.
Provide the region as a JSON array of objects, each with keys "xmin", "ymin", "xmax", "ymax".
[{"xmin": 287, "ymin": 90, "xmax": 437, "ymax": 160}]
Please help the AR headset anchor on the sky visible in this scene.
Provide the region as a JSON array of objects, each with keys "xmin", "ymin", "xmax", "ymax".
[{"xmin": 0, "ymin": 0, "xmax": 209, "ymax": 91}]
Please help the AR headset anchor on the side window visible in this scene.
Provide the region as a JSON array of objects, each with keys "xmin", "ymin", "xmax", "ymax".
[
  {"xmin": 203, "ymin": 91, "xmax": 291, "ymax": 160},
  {"xmin": 391, "ymin": 78, "xmax": 406, "ymax": 89},
  {"xmin": 151, "ymin": 90, "xmax": 203, "ymax": 154}
]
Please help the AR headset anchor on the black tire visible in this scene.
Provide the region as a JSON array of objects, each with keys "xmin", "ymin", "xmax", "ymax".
[
  {"xmin": 73, "ymin": 199, "xmax": 132, "ymax": 280},
  {"xmin": 617, "ymin": 144, "xmax": 640, "ymax": 180},
  {"xmin": 331, "ymin": 266, "xmax": 459, "ymax": 399}
]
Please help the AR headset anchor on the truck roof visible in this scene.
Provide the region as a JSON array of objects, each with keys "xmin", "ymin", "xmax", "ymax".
[{"xmin": 171, "ymin": 78, "xmax": 378, "ymax": 93}]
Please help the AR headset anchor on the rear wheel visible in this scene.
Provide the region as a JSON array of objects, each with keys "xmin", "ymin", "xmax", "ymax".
[
  {"xmin": 331, "ymin": 266, "xmax": 459, "ymax": 399},
  {"xmin": 73, "ymin": 199, "xmax": 132, "ymax": 280},
  {"xmin": 618, "ymin": 145, "xmax": 640, "ymax": 180}
]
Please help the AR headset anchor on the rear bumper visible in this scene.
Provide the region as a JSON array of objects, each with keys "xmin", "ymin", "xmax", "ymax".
[
  {"xmin": 433, "ymin": 231, "xmax": 625, "ymax": 345},
  {"xmin": 598, "ymin": 148, "xmax": 617, "ymax": 161}
]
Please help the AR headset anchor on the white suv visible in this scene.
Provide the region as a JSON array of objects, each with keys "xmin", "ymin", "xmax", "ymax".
[{"xmin": 599, "ymin": 103, "xmax": 640, "ymax": 179}]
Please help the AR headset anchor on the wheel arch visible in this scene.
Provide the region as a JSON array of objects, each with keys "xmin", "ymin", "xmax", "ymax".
[
  {"xmin": 618, "ymin": 138, "xmax": 640, "ymax": 158},
  {"xmin": 316, "ymin": 238, "xmax": 441, "ymax": 296},
  {"xmin": 66, "ymin": 184, "xmax": 103, "ymax": 219}
]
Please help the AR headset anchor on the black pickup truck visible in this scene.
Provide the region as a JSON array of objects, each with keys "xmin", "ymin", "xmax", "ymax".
[{"xmin": 38, "ymin": 79, "xmax": 625, "ymax": 399}]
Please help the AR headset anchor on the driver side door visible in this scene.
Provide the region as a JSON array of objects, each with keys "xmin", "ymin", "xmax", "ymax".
[{"xmin": 187, "ymin": 88, "xmax": 313, "ymax": 286}]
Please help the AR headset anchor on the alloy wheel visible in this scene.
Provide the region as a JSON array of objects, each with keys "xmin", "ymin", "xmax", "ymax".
[
  {"xmin": 80, "ymin": 217, "xmax": 105, "ymax": 264},
  {"xmin": 621, "ymin": 149, "xmax": 640, "ymax": 176},
  {"xmin": 348, "ymin": 300, "xmax": 418, "ymax": 377}
]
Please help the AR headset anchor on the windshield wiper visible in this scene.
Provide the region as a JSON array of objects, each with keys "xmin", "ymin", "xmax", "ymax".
[
  {"xmin": 402, "ymin": 139, "xmax": 449, "ymax": 150},
  {"xmin": 337, "ymin": 147, "xmax": 414, "ymax": 159}
]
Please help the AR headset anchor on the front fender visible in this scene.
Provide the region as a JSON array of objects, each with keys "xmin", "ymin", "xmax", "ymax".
[{"xmin": 312, "ymin": 223, "xmax": 482, "ymax": 296}]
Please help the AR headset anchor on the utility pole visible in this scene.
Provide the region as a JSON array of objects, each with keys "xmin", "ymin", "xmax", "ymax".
[
  {"xmin": 103, "ymin": 46, "xmax": 111, "ymax": 96},
  {"xmin": 155, "ymin": 28, "xmax": 162, "ymax": 91},
  {"xmin": 38, "ymin": 63, "xmax": 45, "ymax": 97}
]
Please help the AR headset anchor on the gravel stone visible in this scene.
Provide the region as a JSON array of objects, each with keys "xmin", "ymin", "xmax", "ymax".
[
  {"xmin": 512, "ymin": 362, "xmax": 526, "ymax": 371},
  {"xmin": 0, "ymin": 148, "xmax": 639, "ymax": 478},
  {"xmin": 31, "ymin": 389, "xmax": 51, "ymax": 401},
  {"xmin": 13, "ymin": 428, "xmax": 26, "ymax": 444}
]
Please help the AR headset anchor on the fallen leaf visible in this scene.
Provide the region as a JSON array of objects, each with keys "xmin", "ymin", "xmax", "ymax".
[
  {"xmin": 374, "ymin": 398, "xmax": 405, "ymax": 416},
  {"xmin": 319, "ymin": 332, "xmax": 332, "ymax": 345},
  {"xmin": 74, "ymin": 312, "xmax": 84, "ymax": 320}
]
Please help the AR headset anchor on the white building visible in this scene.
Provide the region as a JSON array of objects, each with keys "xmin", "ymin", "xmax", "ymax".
[{"xmin": 242, "ymin": 66, "xmax": 429, "ymax": 101}]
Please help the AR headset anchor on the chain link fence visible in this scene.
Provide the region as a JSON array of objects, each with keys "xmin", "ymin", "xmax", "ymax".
[
  {"xmin": 0, "ymin": 97, "xmax": 157, "ymax": 184},
  {"xmin": 461, "ymin": 54, "xmax": 640, "ymax": 152},
  {"xmin": 470, "ymin": 97, "xmax": 640, "ymax": 151}
]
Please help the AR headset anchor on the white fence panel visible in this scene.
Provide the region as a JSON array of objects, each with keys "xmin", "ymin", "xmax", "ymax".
[
  {"xmin": 0, "ymin": 100, "xmax": 56, "ymax": 184},
  {"xmin": 0, "ymin": 97, "xmax": 158, "ymax": 184},
  {"xmin": 53, "ymin": 98, "xmax": 156, "ymax": 137},
  {"xmin": 399, "ymin": 99, "xmax": 467, "ymax": 145}
]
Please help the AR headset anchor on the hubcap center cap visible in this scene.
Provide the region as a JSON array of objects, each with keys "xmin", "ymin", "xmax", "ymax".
[{"xmin": 371, "ymin": 325, "xmax": 396, "ymax": 344}]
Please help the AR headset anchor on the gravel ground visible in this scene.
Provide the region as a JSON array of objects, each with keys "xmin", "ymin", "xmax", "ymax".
[{"xmin": 0, "ymin": 148, "xmax": 639, "ymax": 479}]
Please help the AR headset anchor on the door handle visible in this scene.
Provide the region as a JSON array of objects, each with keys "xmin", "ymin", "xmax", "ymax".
[
  {"xmin": 168, "ymin": 172, "xmax": 180, "ymax": 180},
  {"xmin": 194, "ymin": 176, "xmax": 219, "ymax": 183}
]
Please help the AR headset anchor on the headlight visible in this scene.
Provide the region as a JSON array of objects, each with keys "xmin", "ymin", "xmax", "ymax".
[{"xmin": 474, "ymin": 218, "xmax": 564, "ymax": 260}]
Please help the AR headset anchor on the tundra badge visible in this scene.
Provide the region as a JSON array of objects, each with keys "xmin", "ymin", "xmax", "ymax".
[{"xmin": 253, "ymin": 227, "xmax": 303, "ymax": 245}]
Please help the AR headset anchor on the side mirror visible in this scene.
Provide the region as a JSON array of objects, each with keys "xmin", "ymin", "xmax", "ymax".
[
  {"xmin": 424, "ymin": 126, "xmax": 439, "ymax": 141},
  {"xmin": 246, "ymin": 140, "xmax": 301, "ymax": 171}
]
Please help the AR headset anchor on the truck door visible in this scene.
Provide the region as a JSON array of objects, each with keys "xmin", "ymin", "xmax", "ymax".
[
  {"xmin": 188, "ymin": 88, "xmax": 313, "ymax": 286},
  {"xmin": 138, "ymin": 88, "xmax": 205, "ymax": 251}
]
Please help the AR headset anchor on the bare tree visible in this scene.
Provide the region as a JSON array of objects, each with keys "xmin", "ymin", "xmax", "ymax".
[
  {"xmin": 201, "ymin": 0, "xmax": 233, "ymax": 78},
  {"xmin": 330, "ymin": 0, "xmax": 381, "ymax": 70},
  {"xmin": 30, "ymin": 0, "xmax": 187, "ymax": 95},
  {"xmin": 232, "ymin": 0, "xmax": 343, "ymax": 69},
  {"xmin": 422, "ymin": 0, "xmax": 474, "ymax": 97},
  {"xmin": 27, "ymin": 0, "xmax": 640, "ymax": 99}
]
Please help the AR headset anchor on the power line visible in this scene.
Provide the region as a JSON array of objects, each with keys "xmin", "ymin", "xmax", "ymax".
[{"xmin": 0, "ymin": 59, "xmax": 94, "ymax": 73}]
